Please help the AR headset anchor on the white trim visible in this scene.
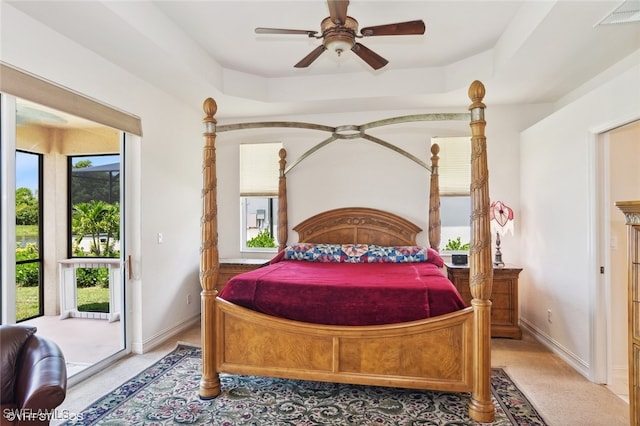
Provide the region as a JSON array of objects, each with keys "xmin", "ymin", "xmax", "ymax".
[
  {"xmin": 588, "ymin": 129, "xmax": 606, "ymax": 383},
  {"xmin": 590, "ymin": 112, "xmax": 640, "ymax": 385},
  {"xmin": 520, "ymin": 318, "xmax": 590, "ymax": 378},
  {"xmin": 131, "ymin": 314, "xmax": 200, "ymax": 354},
  {"xmin": 1, "ymin": 94, "xmax": 17, "ymax": 323}
]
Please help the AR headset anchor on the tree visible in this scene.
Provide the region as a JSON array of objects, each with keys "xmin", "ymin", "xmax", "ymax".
[
  {"xmin": 15, "ymin": 187, "xmax": 38, "ymax": 225},
  {"xmin": 72, "ymin": 200, "xmax": 119, "ymax": 257},
  {"xmin": 74, "ymin": 159, "xmax": 92, "ymax": 168},
  {"xmin": 246, "ymin": 229, "xmax": 276, "ymax": 248}
]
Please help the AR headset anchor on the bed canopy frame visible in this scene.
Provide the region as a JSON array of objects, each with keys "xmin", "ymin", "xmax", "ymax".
[{"xmin": 198, "ymin": 80, "xmax": 494, "ymax": 422}]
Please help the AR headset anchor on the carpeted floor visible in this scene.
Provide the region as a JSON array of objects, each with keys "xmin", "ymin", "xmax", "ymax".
[{"xmin": 62, "ymin": 344, "xmax": 546, "ymax": 425}]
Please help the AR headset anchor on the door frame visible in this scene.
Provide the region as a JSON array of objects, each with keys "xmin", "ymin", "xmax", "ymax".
[
  {"xmin": 1, "ymin": 92, "xmax": 134, "ymax": 384},
  {"xmin": 591, "ymin": 114, "xmax": 640, "ymax": 384},
  {"xmin": 1, "ymin": 94, "xmax": 18, "ymax": 323}
]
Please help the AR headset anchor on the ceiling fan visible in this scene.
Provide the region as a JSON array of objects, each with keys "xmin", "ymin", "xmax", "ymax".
[{"xmin": 255, "ymin": 0, "xmax": 426, "ymax": 70}]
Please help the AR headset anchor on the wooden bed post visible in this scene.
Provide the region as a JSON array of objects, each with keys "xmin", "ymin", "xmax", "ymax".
[
  {"xmin": 277, "ymin": 148, "xmax": 288, "ymax": 252},
  {"xmin": 199, "ymin": 98, "xmax": 221, "ymax": 399},
  {"xmin": 467, "ymin": 80, "xmax": 495, "ymax": 422},
  {"xmin": 428, "ymin": 143, "xmax": 441, "ymax": 251}
]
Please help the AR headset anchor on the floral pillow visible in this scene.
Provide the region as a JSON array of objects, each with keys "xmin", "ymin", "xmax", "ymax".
[
  {"xmin": 365, "ymin": 245, "xmax": 428, "ymax": 263},
  {"xmin": 284, "ymin": 243, "xmax": 442, "ymax": 266},
  {"xmin": 284, "ymin": 243, "xmax": 369, "ymax": 263},
  {"xmin": 342, "ymin": 244, "xmax": 369, "ymax": 263}
]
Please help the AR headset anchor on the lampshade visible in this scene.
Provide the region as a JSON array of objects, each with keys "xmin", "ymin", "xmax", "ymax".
[{"xmin": 490, "ymin": 201, "xmax": 514, "ymax": 236}]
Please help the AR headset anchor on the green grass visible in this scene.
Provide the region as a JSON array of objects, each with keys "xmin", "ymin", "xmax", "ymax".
[
  {"xmin": 16, "ymin": 224, "xmax": 38, "ymax": 239},
  {"xmin": 16, "ymin": 286, "xmax": 39, "ymax": 321},
  {"xmin": 16, "ymin": 286, "xmax": 109, "ymax": 321},
  {"xmin": 77, "ymin": 287, "xmax": 110, "ymax": 312}
]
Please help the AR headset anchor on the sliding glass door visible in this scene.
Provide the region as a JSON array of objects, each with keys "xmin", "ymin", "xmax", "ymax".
[{"xmin": 2, "ymin": 95, "xmax": 128, "ymax": 379}]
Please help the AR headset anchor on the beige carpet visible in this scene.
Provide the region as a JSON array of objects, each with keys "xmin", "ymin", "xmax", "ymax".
[
  {"xmin": 53, "ymin": 324, "xmax": 629, "ymax": 426},
  {"xmin": 491, "ymin": 334, "xmax": 629, "ymax": 425}
]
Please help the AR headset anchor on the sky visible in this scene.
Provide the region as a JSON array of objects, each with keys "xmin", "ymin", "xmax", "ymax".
[{"xmin": 15, "ymin": 152, "xmax": 119, "ymax": 192}]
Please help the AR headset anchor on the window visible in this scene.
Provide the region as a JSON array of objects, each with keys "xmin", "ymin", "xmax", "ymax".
[
  {"xmin": 432, "ymin": 137, "xmax": 471, "ymax": 250},
  {"xmin": 15, "ymin": 151, "xmax": 43, "ymax": 321},
  {"xmin": 68, "ymin": 154, "xmax": 120, "ymax": 258},
  {"xmin": 239, "ymin": 143, "xmax": 282, "ymax": 252}
]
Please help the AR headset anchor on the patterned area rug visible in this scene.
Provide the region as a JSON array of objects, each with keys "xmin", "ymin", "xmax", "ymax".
[{"xmin": 63, "ymin": 344, "xmax": 546, "ymax": 425}]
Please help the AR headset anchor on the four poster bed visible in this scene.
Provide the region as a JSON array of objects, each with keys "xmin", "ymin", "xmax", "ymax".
[{"xmin": 198, "ymin": 80, "xmax": 495, "ymax": 422}]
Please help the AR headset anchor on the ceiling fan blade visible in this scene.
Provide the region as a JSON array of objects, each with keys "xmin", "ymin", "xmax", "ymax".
[
  {"xmin": 294, "ymin": 45, "xmax": 327, "ymax": 68},
  {"xmin": 255, "ymin": 27, "xmax": 318, "ymax": 37},
  {"xmin": 327, "ymin": 0, "xmax": 349, "ymax": 25},
  {"xmin": 351, "ymin": 43, "xmax": 388, "ymax": 70},
  {"xmin": 360, "ymin": 20, "xmax": 426, "ymax": 36}
]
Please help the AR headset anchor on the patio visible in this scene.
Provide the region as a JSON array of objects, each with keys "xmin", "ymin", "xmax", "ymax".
[{"xmin": 23, "ymin": 315, "xmax": 122, "ymax": 376}]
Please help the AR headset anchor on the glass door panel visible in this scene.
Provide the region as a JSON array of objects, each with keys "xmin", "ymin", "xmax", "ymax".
[
  {"xmin": 15, "ymin": 151, "xmax": 43, "ymax": 321},
  {"xmin": 12, "ymin": 98, "xmax": 126, "ymax": 378}
]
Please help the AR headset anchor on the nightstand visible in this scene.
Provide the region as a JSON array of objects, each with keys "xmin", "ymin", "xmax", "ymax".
[
  {"xmin": 445, "ymin": 262, "xmax": 523, "ymax": 339},
  {"xmin": 216, "ymin": 258, "xmax": 267, "ymax": 294}
]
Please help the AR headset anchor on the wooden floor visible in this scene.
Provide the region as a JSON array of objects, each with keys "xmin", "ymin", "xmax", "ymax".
[{"xmin": 47, "ymin": 321, "xmax": 629, "ymax": 426}]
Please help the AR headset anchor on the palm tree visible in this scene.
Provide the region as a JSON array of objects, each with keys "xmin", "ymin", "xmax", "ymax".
[{"xmin": 72, "ymin": 201, "xmax": 119, "ymax": 256}]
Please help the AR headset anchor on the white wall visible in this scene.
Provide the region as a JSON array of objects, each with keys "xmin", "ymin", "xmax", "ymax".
[
  {"xmin": 519, "ymin": 54, "xmax": 640, "ymax": 377},
  {"xmin": 215, "ymin": 103, "xmax": 551, "ymax": 261},
  {"xmin": 1, "ymin": 2, "xmax": 553, "ymax": 354},
  {"xmin": 2, "ymin": 5, "xmax": 203, "ymax": 351}
]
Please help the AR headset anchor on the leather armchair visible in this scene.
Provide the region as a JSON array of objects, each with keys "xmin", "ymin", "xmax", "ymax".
[{"xmin": 1, "ymin": 325, "xmax": 67, "ymax": 425}]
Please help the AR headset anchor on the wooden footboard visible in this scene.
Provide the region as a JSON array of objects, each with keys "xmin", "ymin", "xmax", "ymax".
[{"xmin": 215, "ymin": 298, "xmax": 474, "ymax": 392}]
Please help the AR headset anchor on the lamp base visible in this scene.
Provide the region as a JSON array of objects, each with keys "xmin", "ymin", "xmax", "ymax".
[{"xmin": 494, "ymin": 232, "xmax": 505, "ymax": 268}]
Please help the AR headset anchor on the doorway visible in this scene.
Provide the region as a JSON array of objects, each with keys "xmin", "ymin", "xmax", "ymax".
[
  {"xmin": 2, "ymin": 95, "xmax": 128, "ymax": 379},
  {"xmin": 598, "ymin": 119, "xmax": 640, "ymax": 403}
]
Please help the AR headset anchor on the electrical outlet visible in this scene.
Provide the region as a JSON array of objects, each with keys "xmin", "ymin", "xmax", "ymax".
[
  {"xmin": 187, "ymin": 294, "xmax": 192, "ymax": 305},
  {"xmin": 547, "ymin": 309, "xmax": 552, "ymax": 323},
  {"xmin": 157, "ymin": 233, "xmax": 164, "ymax": 244}
]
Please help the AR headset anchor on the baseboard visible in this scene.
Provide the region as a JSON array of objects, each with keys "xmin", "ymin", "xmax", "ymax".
[
  {"xmin": 131, "ymin": 314, "xmax": 200, "ymax": 354},
  {"xmin": 519, "ymin": 318, "xmax": 590, "ymax": 379}
]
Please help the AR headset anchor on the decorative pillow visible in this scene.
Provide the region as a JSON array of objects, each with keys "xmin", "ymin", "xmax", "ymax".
[
  {"xmin": 341, "ymin": 244, "xmax": 369, "ymax": 263},
  {"xmin": 284, "ymin": 243, "xmax": 443, "ymax": 266},
  {"xmin": 365, "ymin": 245, "xmax": 428, "ymax": 263},
  {"xmin": 284, "ymin": 243, "xmax": 342, "ymax": 262},
  {"xmin": 0, "ymin": 325, "xmax": 37, "ymax": 403},
  {"xmin": 284, "ymin": 243, "xmax": 369, "ymax": 262}
]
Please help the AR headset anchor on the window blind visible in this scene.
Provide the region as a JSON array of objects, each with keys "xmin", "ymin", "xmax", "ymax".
[
  {"xmin": 239, "ymin": 142, "xmax": 282, "ymax": 196},
  {"xmin": 433, "ymin": 136, "xmax": 471, "ymax": 196}
]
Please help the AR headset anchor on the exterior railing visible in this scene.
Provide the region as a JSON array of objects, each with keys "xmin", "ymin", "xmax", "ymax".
[{"xmin": 58, "ymin": 258, "xmax": 121, "ymax": 322}]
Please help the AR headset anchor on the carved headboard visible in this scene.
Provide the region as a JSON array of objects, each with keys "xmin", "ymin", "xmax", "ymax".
[{"xmin": 293, "ymin": 207, "xmax": 421, "ymax": 246}]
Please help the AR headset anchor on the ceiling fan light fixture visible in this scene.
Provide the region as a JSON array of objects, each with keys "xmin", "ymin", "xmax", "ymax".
[
  {"xmin": 257, "ymin": 2, "xmax": 425, "ymax": 69},
  {"xmin": 325, "ymin": 38, "xmax": 353, "ymax": 56},
  {"xmin": 321, "ymin": 15, "xmax": 357, "ymax": 56}
]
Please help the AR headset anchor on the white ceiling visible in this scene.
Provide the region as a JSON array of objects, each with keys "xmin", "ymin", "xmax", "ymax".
[{"xmin": 7, "ymin": 0, "xmax": 640, "ymax": 118}]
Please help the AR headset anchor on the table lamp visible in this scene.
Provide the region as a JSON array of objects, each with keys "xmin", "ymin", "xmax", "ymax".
[{"xmin": 490, "ymin": 201, "xmax": 514, "ymax": 267}]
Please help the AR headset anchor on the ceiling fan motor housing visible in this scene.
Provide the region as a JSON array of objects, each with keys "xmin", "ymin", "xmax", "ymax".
[{"xmin": 321, "ymin": 16, "xmax": 358, "ymax": 54}]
